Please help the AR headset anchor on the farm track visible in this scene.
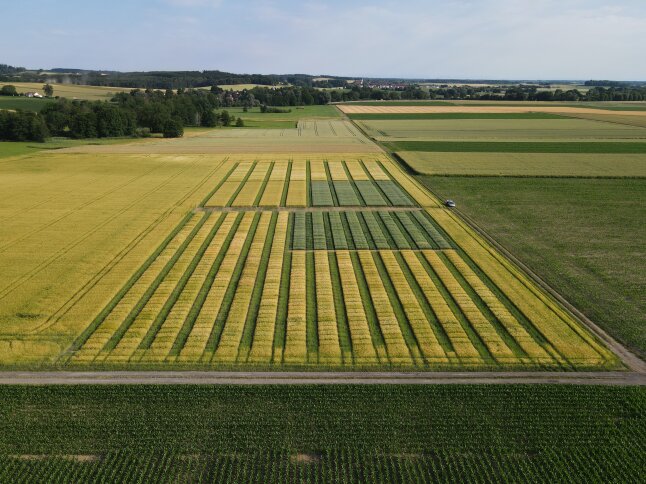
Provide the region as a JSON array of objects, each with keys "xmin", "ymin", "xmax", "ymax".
[{"xmin": 0, "ymin": 370, "xmax": 643, "ymax": 385}]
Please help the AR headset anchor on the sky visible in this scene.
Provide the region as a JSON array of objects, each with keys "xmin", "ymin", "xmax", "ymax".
[{"xmin": 2, "ymin": 0, "xmax": 646, "ymax": 80}]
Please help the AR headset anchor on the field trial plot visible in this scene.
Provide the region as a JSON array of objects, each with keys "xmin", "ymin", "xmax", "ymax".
[
  {"xmin": 65, "ymin": 157, "xmax": 618, "ymax": 370},
  {"xmin": 0, "ymin": 121, "xmax": 622, "ymax": 370}
]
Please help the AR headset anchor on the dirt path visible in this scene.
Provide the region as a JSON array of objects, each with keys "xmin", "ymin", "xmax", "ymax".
[{"xmin": 0, "ymin": 370, "xmax": 644, "ymax": 386}]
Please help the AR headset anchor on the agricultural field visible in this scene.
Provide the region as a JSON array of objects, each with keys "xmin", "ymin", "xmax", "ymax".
[
  {"xmin": 0, "ymin": 385, "xmax": 643, "ymax": 482},
  {"xmin": 0, "ymin": 96, "xmax": 54, "ymax": 112},
  {"xmin": 231, "ymin": 105, "xmax": 341, "ymax": 129},
  {"xmin": 421, "ymin": 176, "xmax": 646, "ymax": 358},
  {"xmin": 398, "ymin": 152, "xmax": 646, "ymax": 177},
  {"xmin": 0, "ymin": 118, "xmax": 620, "ymax": 369},
  {"xmin": 0, "ymin": 82, "xmax": 132, "ymax": 101},
  {"xmin": 357, "ymin": 118, "xmax": 646, "ymax": 142},
  {"xmin": 61, "ymin": 120, "xmax": 380, "ymax": 154}
]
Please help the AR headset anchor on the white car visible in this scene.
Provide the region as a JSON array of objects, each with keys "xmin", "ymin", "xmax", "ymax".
[{"xmin": 444, "ymin": 199, "xmax": 456, "ymax": 208}]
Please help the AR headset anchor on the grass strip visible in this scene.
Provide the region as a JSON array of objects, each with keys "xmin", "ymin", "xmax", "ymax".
[
  {"xmin": 226, "ymin": 161, "xmax": 257, "ymax": 207},
  {"xmin": 204, "ymin": 213, "xmax": 261, "ymax": 357},
  {"xmin": 99, "ymin": 214, "xmax": 209, "ymax": 353},
  {"xmin": 306, "ymin": 250, "xmax": 318, "ymax": 364},
  {"xmin": 272, "ymin": 211, "xmax": 294, "ymax": 363},
  {"xmin": 371, "ymin": 252, "xmax": 424, "ymax": 364},
  {"xmin": 64, "ymin": 212, "xmax": 195, "ymax": 356},
  {"xmin": 349, "ymin": 252, "xmax": 388, "ymax": 360},
  {"xmin": 437, "ymin": 252, "xmax": 528, "ymax": 359},
  {"xmin": 169, "ymin": 214, "xmax": 244, "ymax": 357},
  {"xmin": 198, "ymin": 160, "xmax": 235, "ymax": 206},
  {"xmin": 138, "ymin": 213, "xmax": 227, "ymax": 350},
  {"xmin": 415, "ymin": 252, "xmax": 494, "ymax": 363},
  {"xmin": 328, "ymin": 252, "xmax": 353, "ymax": 363},
  {"xmin": 395, "ymin": 253, "xmax": 455, "ymax": 354},
  {"xmin": 237, "ymin": 212, "xmax": 278, "ymax": 360},
  {"xmin": 253, "ymin": 161, "xmax": 275, "ymax": 206}
]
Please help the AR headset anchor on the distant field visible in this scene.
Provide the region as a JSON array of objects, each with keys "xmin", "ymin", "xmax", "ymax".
[
  {"xmin": 358, "ymin": 118, "xmax": 646, "ymax": 141},
  {"xmin": 421, "ymin": 176, "xmax": 646, "ymax": 357},
  {"xmin": 217, "ymin": 84, "xmax": 288, "ymax": 91},
  {"xmin": 231, "ymin": 105, "xmax": 341, "ymax": 129},
  {"xmin": 566, "ymin": 112, "xmax": 646, "ymax": 128},
  {"xmin": 0, "ymin": 138, "xmax": 144, "ymax": 160},
  {"xmin": 0, "ymin": 82, "xmax": 131, "ymax": 101},
  {"xmin": 0, "ymin": 96, "xmax": 55, "ymax": 112},
  {"xmin": 0, "ymin": 385, "xmax": 642, "ymax": 482},
  {"xmin": 398, "ymin": 151, "xmax": 646, "ymax": 177},
  {"xmin": 62, "ymin": 120, "xmax": 380, "ymax": 154},
  {"xmin": 340, "ymin": 100, "xmax": 646, "ymax": 111},
  {"xmin": 347, "ymin": 112, "xmax": 564, "ymax": 120},
  {"xmin": 383, "ymin": 140, "xmax": 646, "ymax": 153}
]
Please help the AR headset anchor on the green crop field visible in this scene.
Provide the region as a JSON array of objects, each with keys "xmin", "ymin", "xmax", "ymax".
[
  {"xmin": 228, "ymin": 105, "xmax": 341, "ymax": 128},
  {"xmin": 358, "ymin": 118, "xmax": 646, "ymax": 141},
  {"xmin": 0, "ymin": 96, "xmax": 55, "ymax": 112},
  {"xmin": 0, "ymin": 385, "xmax": 643, "ymax": 482},
  {"xmin": 419, "ymin": 176, "xmax": 646, "ymax": 357},
  {"xmin": 398, "ymin": 151, "xmax": 646, "ymax": 177}
]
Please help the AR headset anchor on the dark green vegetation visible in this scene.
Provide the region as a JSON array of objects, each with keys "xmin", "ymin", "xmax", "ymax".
[
  {"xmin": 348, "ymin": 113, "xmax": 565, "ymax": 120},
  {"xmin": 289, "ymin": 211, "xmax": 452, "ymax": 251},
  {"xmin": 0, "ymin": 385, "xmax": 643, "ymax": 482},
  {"xmin": 0, "ymin": 96, "xmax": 54, "ymax": 112},
  {"xmin": 420, "ymin": 176, "xmax": 646, "ymax": 357},
  {"xmin": 384, "ymin": 141, "xmax": 646, "ymax": 153}
]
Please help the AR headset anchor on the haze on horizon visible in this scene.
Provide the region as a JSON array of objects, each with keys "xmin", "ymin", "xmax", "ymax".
[{"xmin": 2, "ymin": 0, "xmax": 646, "ymax": 81}]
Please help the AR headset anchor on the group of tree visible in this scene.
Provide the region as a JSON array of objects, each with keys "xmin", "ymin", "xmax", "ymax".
[
  {"xmin": 0, "ymin": 110, "xmax": 49, "ymax": 142},
  {"xmin": 0, "ymin": 84, "xmax": 54, "ymax": 97}
]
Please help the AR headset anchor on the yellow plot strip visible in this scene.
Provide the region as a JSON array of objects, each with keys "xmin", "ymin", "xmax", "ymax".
[
  {"xmin": 286, "ymin": 162, "xmax": 307, "ymax": 207},
  {"xmin": 423, "ymin": 250, "xmax": 518, "ymax": 364},
  {"xmin": 444, "ymin": 250, "xmax": 554, "ymax": 364},
  {"xmin": 336, "ymin": 251, "xmax": 379, "ymax": 364},
  {"xmin": 283, "ymin": 251, "xmax": 307, "ymax": 363},
  {"xmin": 212, "ymin": 212, "xmax": 272, "ymax": 363},
  {"xmin": 358, "ymin": 251, "xmax": 415, "ymax": 365},
  {"xmin": 176, "ymin": 213, "xmax": 255, "ymax": 362},
  {"xmin": 380, "ymin": 159, "xmax": 440, "ymax": 207},
  {"xmin": 70, "ymin": 214, "xmax": 203, "ymax": 363},
  {"xmin": 140, "ymin": 213, "xmax": 237, "ymax": 362},
  {"xmin": 327, "ymin": 161, "xmax": 348, "ymax": 181},
  {"xmin": 247, "ymin": 212, "xmax": 288, "ymax": 363},
  {"xmin": 309, "ymin": 159, "xmax": 327, "ymax": 181},
  {"xmin": 232, "ymin": 163, "xmax": 270, "ymax": 206},
  {"xmin": 345, "ymin": 160, "xmax": 370, "ymax": 181},
  {"xmin": 315, "ymin": 250, "xmax": 342, "ymax": 364},
  {"xmin": 206, "ymin": 162, "xmax": 254, "ymax": 206},
  {"xmin": 259, "ymin": 161, "xmax": 288, "ymax": 207},
  {"xmin": 379, "ymin": 251, "xmax": 448, "ymax": 363},
  {"xmin": 102, "ymin": 214, "xmax": 221, "ymax": 363},
  {"xmin": 400, "ymin": 251, "xmax": 482, "ymax": 363}
]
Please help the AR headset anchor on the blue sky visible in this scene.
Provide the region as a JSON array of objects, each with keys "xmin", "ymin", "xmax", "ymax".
[{"xmin": 2, "ymin": 0, "xmax": 646, "ymax": 79}]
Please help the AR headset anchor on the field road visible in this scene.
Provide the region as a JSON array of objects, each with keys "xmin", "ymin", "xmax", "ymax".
[{"xmin": 0, "ymin": 371, "xmax": 644, "ymax": 386}]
